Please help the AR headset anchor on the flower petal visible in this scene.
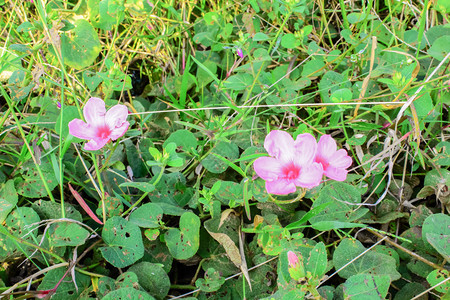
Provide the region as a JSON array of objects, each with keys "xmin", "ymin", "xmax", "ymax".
[
  {"xmin": 265, "ymin": 179, "xmax": 296, "ymax": 195},
  {"xmin": 253, "ymin": 157, "xmax": 283, "ymax": 180},
  {"xmin": 324, "ymin": 166, "xmax": 348, "ymax": 181},
  {"xmin": 84, "ymin": 138, "xmax": 110, "ymax": 151},
  {"xmin": 317, "ymin": 135, "xmax": 336, "ymax": 161},
  {"xmin": 68, "ymin": 119, "xmax": 96, "ymax": 140},
  {"xmin": 329, "ymin": 149, "xmax": 352, "ymax": 168},
  {"xmin": 294, "ymin": 133, "xmax": 317, "ymax": 165},
  {"xmin": 109, "ymin": 121, "xmax": 130, "ymax": 140},
  {"xmin": 105, "ymin": 104, "xmax": 129, "ymax": 129},
  {"xmin": 295, "ymin": 162, "xmax": 323, "ymax": 188},
  {"xmin": 264, "ymin": 130, "xmax": 295, "ymax": 162},
  {"xmin": 83, "ymin": 97, "xmax": 106, "ymax": 127}
]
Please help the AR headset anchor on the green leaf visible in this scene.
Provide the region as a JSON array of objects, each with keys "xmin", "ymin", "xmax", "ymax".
[
  {"xmin": 32, "ymin": 200, "xmax": 82, "ymax": 222},
  {"xmin": 422, "ymin": 213, "xmax": 450, "ymax": 262},
  {"xmin": 164, "ymin": 129, "xmax": 198, "ymax": 152},
  {"xmin": 195, "ymin": 267, "xmax": 226, "ymax": 292},
  {"xmin": 426, "ymin": 269, "xmax": 450, "ymax": 293},
  {"xmin": 309, "ymin": 182, "xmax": 368, "ymax": 225},
  {"xmin": 97, "ymin": 195, "xmax": 124, "ymax": 218},
  {"xmin": 129, "ymin": 203, "xmax": 163, "ymax": 228},
  {"xmin": 318, "ymin": 71, "xmax": 352, "ymax": 111},
  {"xmin": 394, "ymin": 282, "xmax": 427, "ymax": 300},
  {"xmin": 48, "ymin": 222, "xmax": 89, "ymax": 247},
  {"xmin": 92, "ymin": 0, "xmax": 125, "ymax": 31},
  {"xmin": 281, "ymin": 33, "xmax": 299, "ymax": 49},
  {"xmin": 56, "ymin": 105, "xmax": 80, "ymax": 138},
  {"xmin": 435, "ymin": 0, "xmax": 450, "ymax": 13},
  {"xmin": 306, "ymin": 242, "xmax": 327, "ymax": 279},
  {"xmin": 100, "ymin": 216, "xmax": 144, "ymax": 268},
  {"xmin": 424, "ymin": 169, "xmax": 450, "ymax": 187},
  {"xmin": 214, "ymin": 180, "xmax": 244, "ymax": 206},
  {"xmin": 333, "ymin": 238, "xmax": 401, "ymax": 280},
  {"xmin": 82, "ymin": 70, "xmax": 103, "ymax": 91},
  {"xmin": 223, "ymin": 73, "xmax": 253, "ymax": 91},
  {"xmin": 253, "ymin": 32, "xmax": 269, "ymax": 41},
  {"xmin": 16, "ymin": 158, "xmax": 58, "ymax": 198},
  {"xmin": 165, "ymin": 212, "xmax": 200, "ymax": 260},
  {"xmin": 38, "ymin": 268, "xmax": 90, "ymax": 300},
  {"xmin": 0, "ymin": 180, "xmax": 17, "ymax": 223},
  {"xmin": 311, "ymin": 221, "xmax": 366, "ymax": 231},
  {"xmin": 61, "ymin": 19, "xmax": 102, "ymax": 69},
  {"xmin": 128, "ymin": 262, "xmax": 170, "ymax": 298},
  {"xmin": 124, "ymin": 139, "xmax": 147, "ymax": 178},
  {"xmin": 101, "ymin": 287, "xmax": 155, "ymax": 300},
  {"xmin": 0, "ymin": 207, "xmax": 40, "ymax": 260},
  {"xmin": 286, "ymin": 202, "xmax": 332, "ymax": 230},
  {"xmin": 428, "ymin": 35, "xmax": 450, "ymax": 61},
  {"xmin": 343, "ymin": 274, "xmax": 391, "ymax": 300},
  {"xmin": 330, "ymin": 88, "xmax": 352, "ymax": 103},
  {"xmin": 196, "ymin": 59, "xmax": 218, "ymax": 89},
  {"xmin": 119, "ymin": 181, "xmax": 155, "ymax": 193},
  {"xmin": 201, "ymin": 141, "xmax": 239, "ymax": 174},
  {"xmin": 432, "ymin": 141, "xmax": 450, "ymax": 166}
]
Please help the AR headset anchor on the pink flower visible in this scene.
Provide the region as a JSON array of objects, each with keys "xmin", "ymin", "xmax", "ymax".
[
  {"xmin": 68, "ymin": 97, "xmax": 129, "ymax": 151},
  {"xmin": 287, "ymin": 251, "xmax": 299, "ymax": 268},
  {"xmin": 236, "ymin": 48, "xmax": 244, "ymax": 58},
  {"xmin": 315, "ymin": 135, "xmax": 352, "ymax": 181},
  {"xmin": 253, "ymin": 130, "xmax": 323, "ymax": 195}
]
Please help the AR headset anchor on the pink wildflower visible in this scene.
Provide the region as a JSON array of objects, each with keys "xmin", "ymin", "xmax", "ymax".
[
  {"xmin": 315, "ymin": 135, "xmax": 352, "ymax": 181},
  {"xmin": 236, "ymin": 48, "xmax": 244, "ymax": 58},
  {"xmin": 253, "ymin": 130, "xmax": 323, "ymax": 195},
  {"xmin": 287, "ymin": 251, "xmax": 299, "ymax": 268},
  {"xmin": 68, "ymin": 97, "xmax": 129, "ymax": 151}
]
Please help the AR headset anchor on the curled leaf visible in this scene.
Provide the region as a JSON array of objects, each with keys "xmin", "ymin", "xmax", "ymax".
[{"xmin": 68, "ymin": 183, "xmax": 103, "ymax": 225}]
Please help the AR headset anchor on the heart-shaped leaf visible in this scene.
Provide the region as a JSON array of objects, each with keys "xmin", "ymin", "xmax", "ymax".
[
  {"xmin": 100, "ymin": 217, "xmax": 144, "ymax": 268},
  {"xmin": 165, "ymin": 212, "xmax": 200, "ymax": 260}
]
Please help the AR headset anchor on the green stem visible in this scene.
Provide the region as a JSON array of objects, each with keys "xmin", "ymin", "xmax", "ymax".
[
  {"xmin": 268, "ymin": 12, "xmax": 292, "ymax": 54},
  {"xmin": 91, "ymin": 154, "xmax": 106, "ymax": 223}
]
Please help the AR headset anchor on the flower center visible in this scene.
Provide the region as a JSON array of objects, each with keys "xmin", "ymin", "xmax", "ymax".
[
  {"xmin": 96, "ymin": 125, "xmax": 112, "ymax": 140},
  {"xmin": 281, "ymin": 163, "xmax": 301, "ymax": 180},
  {"xmin": 315, "ymin": 155, "xmax": 329, "ymax": 170}
]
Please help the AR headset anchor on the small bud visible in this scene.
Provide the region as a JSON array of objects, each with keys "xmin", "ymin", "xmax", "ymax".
[
  {"xmin": 287, "ymin": 251, "xmax": 299, "ymax": 268},
  {"xmin": 287, "ymin": 251, "xmax": 305, "ymax": 281},
  {"xmin": 236, "ymin": 48, "xmax": 244, "ymax": 58}
]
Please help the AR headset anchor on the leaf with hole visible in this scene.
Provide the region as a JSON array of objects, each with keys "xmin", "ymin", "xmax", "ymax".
[
  {"xmin": 0, "ymin": 180, "xmax": 17, "ymax": 223},
  {"xmin": 165, "ymin": 211, "xmax": 200, "ymax": 260},
  {"xmin": 129, "ymin": 203, "xmax": 163, "ymax": 228},
  {"xmin": 100, "ymin": 216, "xmax": 144, "ymax": 268},
  {"xmin": 426, "ymin": 269, "xmax": 450, "ymax": 293},
  {"xmin": 16, "ymin": 158, "xmax": 58, "ymax": 198},
  {"xmin": 48, "ymin": 222, "xmax": 90, "ymax": 247},
  {"xmin": 196, "ymin": 267, "xmax": 226, "ymax": 292},
  {"xmin": 343, "ymin": 274, "xmax": 390, "ymax": 300},
  {"xmin": 61, "ymin": 19, "xmax": 101, "ymax": 69}
]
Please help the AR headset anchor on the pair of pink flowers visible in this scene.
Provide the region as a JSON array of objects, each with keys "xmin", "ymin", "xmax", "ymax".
[
  {"xmin": 253, "ymin": 130, "xmax": 352, "ymax": 195},
  {"xmin": 68, "ymin": 97, "xmax": 129, "ymax": 151}
]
